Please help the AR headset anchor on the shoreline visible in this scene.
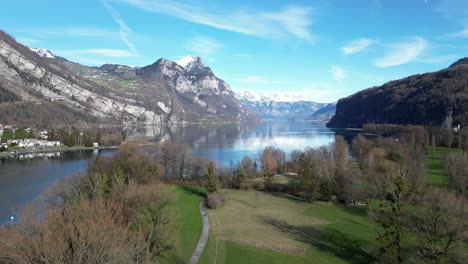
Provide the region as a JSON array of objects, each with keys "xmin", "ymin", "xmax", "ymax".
[{"xmin": 0, "ymin": 145, "xmax": 119, "ymax": 158}]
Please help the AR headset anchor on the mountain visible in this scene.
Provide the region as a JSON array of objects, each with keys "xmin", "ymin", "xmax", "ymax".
[
  {"xmin": 29, "ymin": 48, "xmax": 56, "ymax": 59},
  {"xmin": 0, "ymin": 30, "xmax": 256, "ymax": 126},
  {"xmin": 308, "ymin": 102, "xmax": 337, "ymax": 121},
  {"xmin": 237, "ymin": 90, "xmax": 335, "ymax": 121},
  {"xmin": 327, "ymin": 58, "xmax": 468, "ymax": 128}
]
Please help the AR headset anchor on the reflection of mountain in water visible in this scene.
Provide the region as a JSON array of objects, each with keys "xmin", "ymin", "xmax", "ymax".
[
  {"xmin": 125, "ymin": 122, "xmax": 260, "ymax": 150},
  {"xmin": 125, "ymin": 121, "xmax": 337, "ymax": 157}
]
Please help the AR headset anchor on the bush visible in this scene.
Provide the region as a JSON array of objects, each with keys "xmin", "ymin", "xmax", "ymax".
[{"xmin": 207, "ymin": 191, "xmax": 225, "ymax": 209}]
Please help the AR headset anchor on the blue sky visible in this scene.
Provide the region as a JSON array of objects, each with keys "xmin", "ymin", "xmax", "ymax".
[{"xmin": 1, "ymin": 0, "xmax": 467, "ymax": 103}]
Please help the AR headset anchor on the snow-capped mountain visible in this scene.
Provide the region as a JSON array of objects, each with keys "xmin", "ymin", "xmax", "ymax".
[
  {"xmin": 0, "ymin": 30, "xmax": 257, "ymax": 125},
  {"xmin": 237, "ymin": 90, "xmax": 336, "ymax": 121},
  {"xmin": 29, "ymin": 48, "xmax": 56, "ymax": 58},
  {"xmin": 176, "ymin": 55, "xmax": 205, "ymax": 73}
]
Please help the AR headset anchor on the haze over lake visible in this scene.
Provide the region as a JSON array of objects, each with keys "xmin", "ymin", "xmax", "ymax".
[{"xmin": 0, "ymin": 121, "xmax": 341, "ymax": 223}]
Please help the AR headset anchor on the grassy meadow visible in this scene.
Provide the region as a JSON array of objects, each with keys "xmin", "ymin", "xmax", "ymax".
[
  {"xmin": 199, "ymin": 189, "xmax": 375, "ymax": 264},
  {"xmin": 160, "ymin": 185, "xmax": 206, "ymax": 264},
  {"xmin": 160, "ymin": 147, "xmax": 459, "ymax": 263}
]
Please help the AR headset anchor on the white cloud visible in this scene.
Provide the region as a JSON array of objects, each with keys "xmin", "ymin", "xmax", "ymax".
[
  {"xmin": 446, "ymin": 26, "xmax": 468, "ymax": 38},
  {"xmin": 374, "ymin": 37, "xmax": 428, "ymax": 67},
  {"xmin": 115, "ymin": 0, "xmax": 315, "ymax": 42},
  {"xmin": 185, "ymin": 36, "xmax": 223, "ymax": 55},
  {"xmin": 330, "ymin": 66, "xmax": 347, "ymax": 81},
  {"xmin": 341, "ymin": 38, "xmax": 374, "ymax": 55},
  {"xmin": 59, "ymin": 49, "xmax": 137, "ymax": 58},
  {"xmin": 101, "ymin": 0, "xmax": 138, "ymax": 54}
]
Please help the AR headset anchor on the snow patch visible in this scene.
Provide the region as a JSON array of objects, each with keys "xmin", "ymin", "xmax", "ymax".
[
  {"xmin": 176, "ymin": 55, "xmax": 205, "ymax": 72},
  {"xmin": 30, "ymin": 48, "xmax": 56, "ymax": 59}
]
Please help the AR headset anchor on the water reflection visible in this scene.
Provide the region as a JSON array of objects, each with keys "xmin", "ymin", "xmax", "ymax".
[
  {"xmin": 126, "ymin": 121, "xmax": 336, "ymax": 165},
  {"xmin": 0, "ymin": 121, "xmax": 345, "ymax": 224}
]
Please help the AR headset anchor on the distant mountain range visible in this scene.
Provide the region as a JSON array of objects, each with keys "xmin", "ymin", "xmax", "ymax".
[
  {"xmin": 236, "ymin": 90, "xmax": 336, "ymax": 121},
  {"xmin": 328, "ymin": 58, "xmax": 468, "ymax": 128},
  {"xmin": 0, "ymin": 30, "xmax": 256, "ymax": 127}
]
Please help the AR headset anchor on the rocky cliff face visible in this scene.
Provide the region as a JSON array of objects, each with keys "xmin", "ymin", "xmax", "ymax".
[
  {"xmin": 0, "ymin": 30, "xmax": 256, "ymax": 126},
  {"xmin": 327, "ymin": 58, "xmax": 468, "ymax": 128}
]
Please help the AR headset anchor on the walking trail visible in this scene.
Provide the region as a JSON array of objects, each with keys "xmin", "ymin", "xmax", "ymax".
[{"xmin": 187, "ymin": 201, "xmax": 209, "ymax": 264}]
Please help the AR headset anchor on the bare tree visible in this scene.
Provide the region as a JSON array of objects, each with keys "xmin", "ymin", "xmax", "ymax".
[
  {"xmin": 445, "ymin": 152, "xmax": 468, "ymax": 195},
  {"xmin": 409, "ymin": 187, "xmax": 467, "ymax": 264}
]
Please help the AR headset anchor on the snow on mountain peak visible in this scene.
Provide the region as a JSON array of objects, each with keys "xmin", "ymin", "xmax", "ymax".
[
  {"xmin": 30, "ymin": 48, "xmax": 56, "ymax": 58},
  {"xmin": 237, "ymin": 90, "xmax": 307, "ymax": 103},
  {"xmin": 176, "ymin": 55, "xmax": 205, "ymax": 71}
]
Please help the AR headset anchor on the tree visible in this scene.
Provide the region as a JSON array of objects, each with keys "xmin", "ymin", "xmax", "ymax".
[
  {"xmin": 205, "ymin": 161, "xmax": 217, "ymax": 193},
  {"xmin": 261, "ymin": 147, "xmax": 277, "ymax": 177},
  {"xmin": 232, "ymin": 165, "xmax": 246, "ymax": 189},
  {"xmin": 333, "ymin": 136, "xmax": 350, "ymax": 199},
  {"xmin": 445, "ymin": 152, "xmax": 468, "ymax": 195},
  {"xmin": 240, "ymin": 156, "xmax": 256, "ymax": 178},
  {"xmin": 1, "ymin": 128, "xmax": 13, "ymax": 141},
  {"xmin": 14, "ymin": 127, "xmax": 29, "ymax": 139},
  {"xmin": 372, "ymin": 158, "xmax": 416, "ymax": 264},
  {"xmin": 134, "ymin": 197, "xmax": 174, "ymax": 262},
  {"xmin": 409, "ymin": 187, "xmax": 467, "ymax": 264}
]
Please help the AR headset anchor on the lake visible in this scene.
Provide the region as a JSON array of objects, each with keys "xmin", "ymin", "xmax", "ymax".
[{"xmin": 0, "ymin": 121, "xmax": 347, "ymax": 223}]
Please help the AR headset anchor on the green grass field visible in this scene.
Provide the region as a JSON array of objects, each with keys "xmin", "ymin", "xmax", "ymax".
[
  {"xmin": 160, "ymin": 185, "xmax": 206, "ymax": 264},
  {"xmin": 158, "ymin": 147, "xmax": 459, "ymax": 263},
  {"xmin": 199, "ymin": 189, "xmax": 375, "ymax": 264},
  {"xmin": 426, "ymin": 147, "xmax": 450, "ymax": 186}
]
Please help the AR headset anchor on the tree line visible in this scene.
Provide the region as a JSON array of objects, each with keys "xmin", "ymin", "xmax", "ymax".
[{"xmin": 1, "ymin": 123, "xmax": 467, "ymax": 263}]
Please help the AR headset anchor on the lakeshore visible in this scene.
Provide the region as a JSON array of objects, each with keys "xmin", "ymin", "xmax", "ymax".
[{"xmin": 0, "ymin": 145, "xmax": 119, "ymax": 158}]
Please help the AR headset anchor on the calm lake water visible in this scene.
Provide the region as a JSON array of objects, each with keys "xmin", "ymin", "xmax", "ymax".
[{"xmin": 0, "ymin": 121, "xmax": 348, "ymax": 223}]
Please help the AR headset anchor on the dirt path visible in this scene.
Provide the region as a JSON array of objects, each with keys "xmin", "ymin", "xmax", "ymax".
[{"xmin": 187, "ymin": 201, "xmax": 209, "ymax": 264}]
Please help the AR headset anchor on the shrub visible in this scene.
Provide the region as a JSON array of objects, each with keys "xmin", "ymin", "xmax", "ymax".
[{"xmin": 207, "ymin": 191, "xmax": 225, "ymax": 209}]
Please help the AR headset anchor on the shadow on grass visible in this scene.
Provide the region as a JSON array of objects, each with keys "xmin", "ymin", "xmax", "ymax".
[
  {"xmin": 262, "ymin": 217, "xmax": 376, "ymax": 264},
  {"xmin": 179, "ymin": 185, "xmax": 206, "ymax": 198},
  {"xmin": 341, "ymin": 205, "xmax": 369, "ymax": 218}
]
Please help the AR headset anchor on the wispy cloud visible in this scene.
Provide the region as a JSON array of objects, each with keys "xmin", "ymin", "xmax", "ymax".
[
  {"xmin": 101, "ymin": 0, "xmax": 138, "ymax": 54},
  {"xmin": 341, "ymin": 38, "xmax": 374, "ymax": 55},
  {"xmin": 114, "ymin": 0, "xmax": 315, "ymax": 42},
  {"xmin": 330, "ymin": 66, "xmax": 347, "ymax": 81},
  {"xmin": 58, "ymin": 49, "xmax": 137, "ymax": 58},
  {"xmin": 184, "ymin": 36, "xmax": 223, "ymax": 55},
  {"xmin": 446, "ymin": 26, "xmax": 468, "ymax": 38},
  {"xmin": 374, "ymin": 37, "xmax": 428, "ymax": 67}
]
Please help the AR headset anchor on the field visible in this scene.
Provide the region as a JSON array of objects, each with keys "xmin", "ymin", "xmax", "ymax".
[
  {"xmin": 199, "ymin": 189, "xmax": 375, "ymax": 264},
  {"xmin": 426, "ymin": 147, "xmax": 450, "ymax": 186},
  {"xmin": 160, "ymin": 185, "xmax": 206, "ymax": 264},
  {"xmin": 158, "ymin": 147, "xmax": 456, "ymax": 263}
]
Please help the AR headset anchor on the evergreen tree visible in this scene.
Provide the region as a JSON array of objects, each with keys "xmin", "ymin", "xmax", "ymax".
[
  {"xmin": 205, "ymin": 161, "xmax": 217, "ymax": 193},
  {"xmin": 1, "ymin": 128, "xmax": 14, "ymax": 141}
]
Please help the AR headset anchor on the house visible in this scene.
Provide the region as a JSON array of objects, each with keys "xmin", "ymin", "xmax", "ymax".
[
  {"xmin": 93, "ymin": 142, "xmax": 100, "ymax": 149},
  {"xmin": 46, "ymin": 141, "xmax": 61, "ymax": 147},
  {"xmin": 40, "ymin": 130, "xmax": 48, "ymax": 139},
  {"xmin": 7, "ymin": 139, "xmax": 61, "ymax": 148}
]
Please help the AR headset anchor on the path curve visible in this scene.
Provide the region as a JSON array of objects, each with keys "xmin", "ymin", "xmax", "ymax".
[{"xmin": 187, "ymin": 200, "xmax": 209, "ymax": 264}]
